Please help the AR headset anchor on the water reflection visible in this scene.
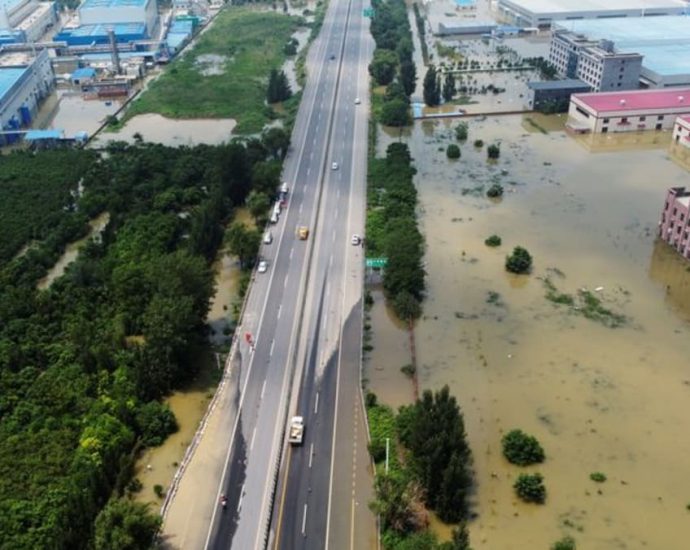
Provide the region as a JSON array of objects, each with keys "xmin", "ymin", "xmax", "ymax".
[{"xmin": 648, "ymin": 238, "xmax": 690, "ymax": 322}]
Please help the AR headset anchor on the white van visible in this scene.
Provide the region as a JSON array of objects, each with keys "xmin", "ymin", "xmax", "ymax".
[
  {"xmin": 273, "ymin": 202, "xmax": 281, "ymax": 216},
  {"xmin": 270, "ymin": 211, "xmax": 279, "ymax": 224}
]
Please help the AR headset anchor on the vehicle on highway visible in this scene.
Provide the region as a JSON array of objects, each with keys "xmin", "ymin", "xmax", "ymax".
[
  {"xmin": 280, "ymin": 181, "xmax": 289, "ymax": 195},
  {"xmin": 351, "ymin": 234, "xmax": 361, "ymax": 245},
  {"xmin": 329, "ymin": 54, "xmax": 336, "ymax": 60},
  {"xmin": 263, "ymin": 231, "xmax": 273, "ymax": 244},
  {"xmin": 220, "ymin": 495, "xmax": 228, "ymax": 510},
  {"xmin": 273, "ymin": 202, "xmax": 281, "ymax": 216},
  {"xmin": 298, "ymin": 226, "xmax": 309, "ymax": 240},
  {"xmin": 288, "ymin": 416, "xmax": 304, "ymax": 445},
  {"xmin": 270, "ymin": 211, "xmax": 279, "ymax": 224},
  {"xmin": 331, "ymin": 162, "xmax": 339, "ymax": 170},
  {"xmin": 354, "ymin": 97, "xmax": 361, "ymax": 104},
  {"xmin": 258, "ymin": 260, "xmax": 268, "ymax": 273}
]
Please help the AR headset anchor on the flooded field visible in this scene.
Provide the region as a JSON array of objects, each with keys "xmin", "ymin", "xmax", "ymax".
[
  {"xmin": 35, "ymin": 89, "xmax": 123, "ymax": 137},
  {"xmin": 367, "ymin": 115, "xmax": 690, "ymax": 548},
  {"xmin": 37, "ymin": 212, "xmax": 110, "ymax": 290},
  {"xmin": 97, "ymin": 113, "xmax": 237, "ymax": 147}
]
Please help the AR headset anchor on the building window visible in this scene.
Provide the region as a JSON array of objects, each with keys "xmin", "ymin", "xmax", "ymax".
[
  {"xmin": 658, "ymin": 115, "xmax": 664, "ymax": 121},
  {"xmin": 673, "ymin": 208, "xmax": 677, "ymax": 216},
  {"xmin": 656, "ymin": 123, "xmax": 663, "ymax": 130},
  {"xmin": 602, "ymin": 126, "xmax": 608, "ymax": 133},
  {"xmin": 575, "ymin": 106, "xmax": 590, "ymax": 118},
  {"xmin": 640, "ymin": 116, "xmax": 646, "ymax": 122},
  {"xmin": 621, "ymin": 117, "xmax": 628, "ymax": 123}
]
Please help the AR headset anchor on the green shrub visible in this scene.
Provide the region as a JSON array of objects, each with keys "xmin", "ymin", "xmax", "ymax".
[
  {"xmin": 487, "ymin": 143, "xmax": 500, "ymax": 159},
  {"xmin": 514, "ymin": 473, "xmax": 546, "ymax": 503},
  {"xmin": 486, "ymin": 183, "xmax": 504, "ymax": 198},
  {"xmin": 446, "ymin": 144, "xmax": 461, "ymax": 159},
  {"xmin": 401, "ymin": 364, "xmax": 416, "ymax": 378},
  {"xmin": 153, "ymin": 484, "xmax": 165, "ymax": 499},
  {"xmin": 552, "ymin": 536, "xmax": 576, "ymax": 550},
  {"xmin": 502, "ymin": 429, "xmax": 545, "ymax": 466},
  {"xmin": 484, "ymin": 235, "xmax": 502, "ymax": 247},
  {"xmin": 505, "ymin": 246, "xmax": 533, "ymax": 274},
  {"xmin": 455, "ymin": 122, "xmax": 468, "ymax": 141},
  {"xmin": 473, "ymin": 139, "xmax": 484, "ymax": 148},
  {"xmin": 590, "ymin": 472, "xmax": 607, "ymax": 483}
]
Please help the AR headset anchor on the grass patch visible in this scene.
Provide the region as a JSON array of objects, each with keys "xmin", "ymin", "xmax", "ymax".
[
  {"xmin": 366, "ymin": 400, "xmax": 402, "ymax": 474},
  {"xmin": 124, "ymin": 8, "xmax": 303, "ymax": 133},
  {"xmin": 542, "ymin": 278, "xmax": 626, "ymax": 327},
  {"xmin": 544, "ymin": 277, "xmax": 574, "ymax": 306}
]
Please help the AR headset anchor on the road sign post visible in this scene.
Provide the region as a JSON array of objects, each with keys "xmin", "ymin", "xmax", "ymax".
[{"xmin": 365, "ymin": 257, "xmax": 388, "ymax": 269}]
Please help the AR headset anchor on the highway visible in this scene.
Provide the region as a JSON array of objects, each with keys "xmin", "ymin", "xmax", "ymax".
[{"xmin": 202, "ymin": 0, "xmax": 375, "ymax": 548}]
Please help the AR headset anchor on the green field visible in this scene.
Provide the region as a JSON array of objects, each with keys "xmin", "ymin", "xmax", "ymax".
[{"xmin": 125, "ymin": 8, "xmax": 302, "ymax": 134}]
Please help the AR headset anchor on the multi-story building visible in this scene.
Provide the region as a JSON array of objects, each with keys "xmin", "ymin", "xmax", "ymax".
[
  {"xmin": 79, "ymin": 0, "xmax": 158, "ymax": 36},
  {"xmin": 526, "ymin": 79, "xmax": 591, "ymax": 112},
  {"xmin": 659, "ymin": 187, "xmax": 690, "ymax": 261},
  {"xmin": 673, "ymin": 115, "xmax": 690, "ymax": 147},
  {"xmin": 549, "ymin": 30, "xmax": 643, "ymax": 92},
  {"xmin": 0, "ymin": 0, "xmax": 57, "ymax": 42},
  {"xmin": 566, "ymin": 87, "xmax": 690, "ymax": 133}
]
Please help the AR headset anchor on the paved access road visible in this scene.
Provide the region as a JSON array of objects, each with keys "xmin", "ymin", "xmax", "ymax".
[{"xmin": 201, "ymin": 0, "xmax": 376, "ymax": 549}]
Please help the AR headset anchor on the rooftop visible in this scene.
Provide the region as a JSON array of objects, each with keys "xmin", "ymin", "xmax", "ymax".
[
  {"xmin": 500, "ymin": 0, "xmax": 688, "ymax": 15},
  {"xmin": 678, "ymin": 115, "xmax": 690, "ymax": 125},
  {"xmin": 555, "ymin": 16, "xmax": 690, "ymax": 77},
  {"xmin": 528, "ymin": 79, "xmax": 590, "ymax": 90},
  {"xmin": 0, "ymin": 66, "xmax": 26, "ymax": 100},
  {"xmin": 0, "ymin": 0, "xmax": 25, "ymax": 13},
  {"xmin": 25, "ymin": 129, "xmax": 64, "ymax": 140},
  {"xmin": 56, "ymin": 22, "xmax": 146, "ymax": 37},
  {"xmin": 678, "ymin": 196, "xmax": 690, "ymax": 208},
  {"xmin": 574, "ymin": 88, "xmax": 690, "ymax": 113},
  {"xmin": 80, "ymin": 0, "xmax": 148, "ymax": 8}
]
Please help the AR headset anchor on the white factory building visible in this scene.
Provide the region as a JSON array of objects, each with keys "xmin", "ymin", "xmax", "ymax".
[
  {"xmin": 0, "ymin": 0, "xmax": 57, "ymax": 42},
  {"xmin": 79, "ymin": 0, "xmax": 158, "ymax": 35},
  {"xmin": 0, "ymin": 49, "xmax": 54, "ymax": 143},
  {"xmin": 496, "ymin": 0, "xmax": 689, "ymax": 28}
]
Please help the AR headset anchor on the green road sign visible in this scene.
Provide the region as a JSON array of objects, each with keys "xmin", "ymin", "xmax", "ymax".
[
  {"xmin": 363, "ymin": 7, "xmax": 374, "ymax": 17},
  {"xmin": 366, "ymin": 257, "xmax": 388, "ymax": 268}
]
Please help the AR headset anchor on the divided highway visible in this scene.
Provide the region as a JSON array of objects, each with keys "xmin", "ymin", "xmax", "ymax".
[{"xmin": 201, "ymin": 0, "xmax": 375, "ymax": 548}]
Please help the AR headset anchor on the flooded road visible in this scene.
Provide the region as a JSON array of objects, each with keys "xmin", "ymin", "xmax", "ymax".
[
  {"xmin": 368, "ymin": 115, "xmax": 690, "ymax": 548},
  {"xmin": 37, "ymin": 212, "xmax": 110, "ymax": 290}
]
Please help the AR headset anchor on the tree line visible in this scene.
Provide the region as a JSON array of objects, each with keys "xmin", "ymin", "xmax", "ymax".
[
  {"xmin": 0, "ymin": 131, "xmax": 289, "ymax": 549},
  {"xmin": 367, "ymin": 142, "xmax": 425, "ymax": 320},
  {"xmin": 368, "ymin": 0, "xmax": 417, "ymax": 126},
  {"xmin": 367, "ymin": 387, "xmax": 473, "ymax": 550}
]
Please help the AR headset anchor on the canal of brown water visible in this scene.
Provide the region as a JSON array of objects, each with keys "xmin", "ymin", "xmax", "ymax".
[{"xmin": 366, "ymin": 114, "xmax": 690, "ymax": 548}]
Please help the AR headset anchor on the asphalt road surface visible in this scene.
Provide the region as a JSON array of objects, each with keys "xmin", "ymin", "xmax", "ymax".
[{"xmin": 204, "ymin": 0, "xmax": 373, "ymax": 548}]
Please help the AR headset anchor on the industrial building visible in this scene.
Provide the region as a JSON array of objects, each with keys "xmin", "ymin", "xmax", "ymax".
[
  {"xmin": 435, "ymin": 20, "xmax": 497, "ymax": 36},
  {"xmin": 673, "ymin": 116, "xmax": 690, "ymax": 148},
  {"xmin": 549, "ymin": 30, "xmax": 643, "ymax": 92},
  {"xmin": 54, "ymin": 22, "xmax": 147, "ymax": 45},
  {"xmin": 0, "ymin": 0, "xmax": 57, "ymax": 42},
  {"xmin": 0, "ymin": 49, "xmax": 54, "ymax": 144},
  {"xmin": 79, "ymin": 0, "xmax": 158, "ymax": 35},
  {"xmin": 658, "ymin": 187, "xmax": 690, "ymax": 261},
  {"xmin": 526, "ymin": 79, "xmax": 590, "ymax": 111},
  {"xmin": 496, "ymin": 0, "xmax": 688, "ymax": 28},
  {"xmin": 566, "ymin": 87, "xmax": 690, "ymax": 134},
  {"xmin": 553, "ymin": 17, "xmax": 690, "ymax": 88}
]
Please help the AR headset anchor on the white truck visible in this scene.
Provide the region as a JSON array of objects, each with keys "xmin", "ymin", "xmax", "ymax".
[{"xmin": 288, "ymin": 416, "xmax": 304, "ymax": 445}]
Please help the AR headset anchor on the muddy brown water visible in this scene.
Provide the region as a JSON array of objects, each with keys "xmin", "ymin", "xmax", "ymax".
[{"xmin": 366, "ymin": 115, "xmax": 690, "ymax": 548}]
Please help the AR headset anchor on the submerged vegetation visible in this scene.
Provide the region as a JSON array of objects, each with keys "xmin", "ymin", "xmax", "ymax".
[
  {"xmin": 0, "ymin": 135, "xmax": 285, "ymax": 547},
  {"xmin": 367, "ymin": 387, "xmax": 473, "ymax": 549},
  {"xmin": 542, "ymin": 278, "xmax": 627, "ymax": 328},
  {"xmin": 502, "ymin": 429, "xmax": 545, "ymax": 466}
]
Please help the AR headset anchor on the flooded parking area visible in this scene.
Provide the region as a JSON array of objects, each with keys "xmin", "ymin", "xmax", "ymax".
[
  {"xmin": 34, "ymin": 89, "xmax": 123, "ymax": 138},
  {"xmin": 368, "ymin": 115, "xmax": 690, "ymax": 548}
]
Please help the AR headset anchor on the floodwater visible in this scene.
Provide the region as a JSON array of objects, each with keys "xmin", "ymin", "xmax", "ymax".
[
  {"xmin": 368, "ymin": 115, "xmax": 690, "ymax": 548},
  {"xmin": 282, "ymin": 27, "xmax": 311, "ymax": 93},
  {"xmin": 37, "ymin": 212, "xmax": 110, "ymax": 290},
  {"xmin": 34, "ymin": 89, "xmax": 123, "ymax": 138},
  {"xmin": 97, "ymin": 114, "xmax": 237, "ymax": 147}
]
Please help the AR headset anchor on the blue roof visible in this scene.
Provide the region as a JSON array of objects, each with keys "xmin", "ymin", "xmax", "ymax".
[
  {"xmin": 81, "ymin": 0, "xmax": 147, "ymax": 8},
  {"xmin": 71, "ymin": 67, "xmax": 97, "ymax": 79},
  {"xmin": 0, "ymin": 67, "xmax": 26, "ymax": 101},
  {"xmin": 454, "ymin": 0, "xmax": 476, "ymax": 5},
  {"xmin": 59, "ymin": 22, "xmax": 146, "ymax": 37},
  {"xmin": 25, "ymin": 129, "xmax": 64, "ymax": 140}
]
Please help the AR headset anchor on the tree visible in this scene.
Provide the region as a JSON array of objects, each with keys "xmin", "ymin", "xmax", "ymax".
[
  {"xmin": 442, "ymin": 71, "xmax": 456, "ymax": 102},
  {"xmin": 423, "ymin": 65, "xmax": 440, "ymax": 106},
  {"xmin": 455, "ymin": 122, "xmax": 468, "ymax": 141},
  {"xmin": 440, "ymin": 524, "xmax": 472, "ymax": 550},
  {"xmin": 369, "ymin": 48, "xmax": 398, "ymax": 86},
  {"xmin": 501, "ymin": 429, "xmax": 545, "ymax": 466},
  {"xmin": 392, "ymin": 290, "xmax": 421, "ymax": 320},
  {"xmin": 484, "ymin": 235, "xmax": 501, "ymax": 247},
  {"xmin": 380, "ymin": 98, "xmax": 411, "ymax": 127},
  {"xmin": 267, "ymin": 68, "xmax": 292, "ymax": 103},
  {"xmin": 437, "ymin": 451, "xmax": 472, "ymax": 522},
  {"xmin": 246, "ymin": 190, "xmax": 271, "ymax": 222},
  {"xmin": 514, "ymin": 473, "xmax": 546, "ymax": 503},
  {"xmin": 135, "ymin": 401, "xmax": 178, "ymax": 447},
  {"xmin": 486, "ymin": 184, "xmax": 503, "ymax": 198},
  {"xmin": 94, "ymin": 499, "xmax": 161, "ymax": 550},
  {"xmin": 370, "ymin": 473, "xmax": 428, "ymax": 534},
  {"xmin": 226, "ymin": 222, "xmax": 261, "ymax": 269},
  {"xmin": 505, "ymin": 246, "xmax": 533, "ymax": 274},
  {"xmin": 487, "ymin": 143, "xmax": 500, "ymax": 159},
  {"xmin": 262, "ymin": 127, "xmax": 290, "ymax": 160},
  {"xmin": 552, "ymin": 536, "xmax": 576, "ymax": 550},
  {"xmin": 251, "ymin": 160, "xmax": 282, "ymax": 196},
  {"xmin": 400, "ymin": 59, "xmax": 417, "ymax": 97},
  {"xmin": 446, "ymin": 144, "xmax": 461, "ymax": 159},
  {"xmin": 385, "ymin": 80, "xmax": 409, "ymax": 103}
]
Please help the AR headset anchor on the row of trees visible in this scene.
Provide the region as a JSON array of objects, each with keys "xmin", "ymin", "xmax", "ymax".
[
  {"xmin": 423, "ymin": 65, "xmax": 458, "ymax": 106},
  {"xmin": 368, "ymin": 387, "xmax": 473, "ymax": 549},
  {"xmin": 0, "ymin": 132, "xmax": 289, "ymax": 548},
  {"xmin": 266, "ymin": 68, "xmax": 292, "ymax": 103},
  {"xmin": 367, "ymin": 143, "xmax": 425, "ymax": 320},
  {"xmin": 369, "ymin": 0, "xmax": 417, "ymax": 126}
]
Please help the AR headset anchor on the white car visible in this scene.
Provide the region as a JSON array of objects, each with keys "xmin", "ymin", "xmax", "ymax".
[
  {"xmin": 332, "ymin": 162, "xmax": 339, "ymax": 170},
  {"xmin": 354, "ymin": 97, "xmax": 361, "ymax": 105},
  {"xmin": 351, "ymin": 234, "xmax": 361, "ymax": 245},
  {"xmin": 263, "ymin": 231, "xmax": 273, "ymax": 244},
  {"xmin": 258, "ymin": 260, "xmax": 268, "ymax": 273}
]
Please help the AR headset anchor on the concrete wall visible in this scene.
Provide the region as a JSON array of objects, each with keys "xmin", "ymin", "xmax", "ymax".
[{"xmin": 673, "ymin": 118, "xmax": 690, "ymax": 147}]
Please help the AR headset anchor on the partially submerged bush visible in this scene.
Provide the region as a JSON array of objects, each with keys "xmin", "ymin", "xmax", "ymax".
[{"xmin": 502, "ymin": 429, "xmax": 545, "ymax": 466}]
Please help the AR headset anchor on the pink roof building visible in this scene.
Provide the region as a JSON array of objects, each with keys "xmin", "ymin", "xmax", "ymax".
[
  {"xmin": 659, "ymin": 187, "xmax": 690, "ymax": 261},
  {"xmin": 566, "ymin": 87, "xmax": 690, "ymax": 133}
]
